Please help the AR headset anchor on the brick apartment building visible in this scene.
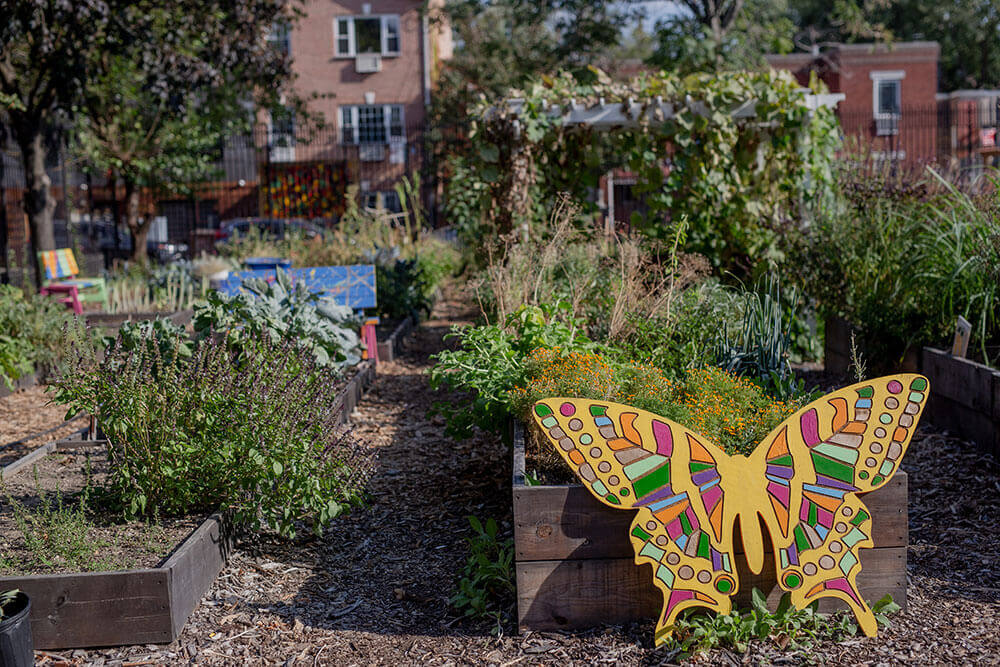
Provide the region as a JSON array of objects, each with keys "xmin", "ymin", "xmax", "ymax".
[
  {"xmin": 767, "ymin": 42, "xmax": 941, "ymax": 162},
  {"xmin": 262, "ymin": 0, "xmax": 452, "ymax": 208}
]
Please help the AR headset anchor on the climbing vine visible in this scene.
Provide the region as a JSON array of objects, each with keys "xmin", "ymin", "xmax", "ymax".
[{"xmin": 452, "ymin": 68, "xmax": 841, "ymax": 276}]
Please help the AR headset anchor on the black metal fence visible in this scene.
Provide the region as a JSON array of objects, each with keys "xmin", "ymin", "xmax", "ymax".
[{"xmin": 2, "ymin": 121, "xmax": 462, "ymax": 281}]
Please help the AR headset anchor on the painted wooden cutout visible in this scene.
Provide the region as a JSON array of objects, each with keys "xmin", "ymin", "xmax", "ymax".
[{"xmin": 530, "ymin": 374, "xmax": 928, "ymax": 645}]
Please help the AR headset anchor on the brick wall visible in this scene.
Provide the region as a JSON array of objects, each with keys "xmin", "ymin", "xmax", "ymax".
[{"xmin": 285, "ymin": 0, "xmax": 429, "ymax": 133}]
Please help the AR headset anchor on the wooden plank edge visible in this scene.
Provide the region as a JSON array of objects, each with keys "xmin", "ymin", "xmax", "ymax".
[
  {"xmin": 377, "ymin": 315, "xmax": 416, "ymax": 363},
  {"xmin": 1, "ymin": 441, "xmax": 56, "ymax": 480},
  {"xmin": 164, "ymin": 512, "xmax": 235, "ymax": 639}
]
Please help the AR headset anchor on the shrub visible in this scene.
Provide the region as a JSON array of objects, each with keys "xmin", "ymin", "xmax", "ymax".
[
  {"xmin": 787, "ymin": 168, "xmax": 1000, "ymax": 366},
  {"xmin": 0, "ymin": 284, "xmax": 78, "ymax": 385},
  {"xmin": 450, "ymin": 515, "xmax": 515, "ymax": 632},
  {"xmin": 50, "ymin": 327, "xmax": 374, "ymax": 537}
]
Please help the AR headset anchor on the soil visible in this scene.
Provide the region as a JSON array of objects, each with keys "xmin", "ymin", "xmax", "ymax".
[
  {"xmin": 0, "ymin": 385, "xmax": 88, "ymax": 468},
  {"xmin": 43, "ymin": 290, "xmax": 1000, "ymax": 665},
  {"xmin": 0, "ymin": 446, "xmax": 204, "ymax": 575}
]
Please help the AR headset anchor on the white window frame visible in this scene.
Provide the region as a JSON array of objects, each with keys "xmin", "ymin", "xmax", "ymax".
[
  {"xmin": 339, "ymin": 104, "xmax": 405, "ymax": 145},
  {"xmin": 871, "ymin": 70, "xmax": 904, "ymax": 136},
  {"xmin": 333, "ymin": 15, "xmax": 400, "ymax": 58}
]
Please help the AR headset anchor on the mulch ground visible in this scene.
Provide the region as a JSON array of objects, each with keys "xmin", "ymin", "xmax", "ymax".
[
  {"xmin": 48, "ymin": 292, "xmax": 1000, "ymax": 665},
  {"xmin": 0, "ymin": 385, "xmax": 88, "ymax": 468}
]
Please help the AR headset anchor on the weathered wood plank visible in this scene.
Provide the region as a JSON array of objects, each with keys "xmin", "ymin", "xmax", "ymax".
[
  {"xmin": 0, "ymin": 569, "xmax": 171, "ymax": 649},
  {"xmin": 517, "ymin": 547, "xmax": 906, "ymax": 632},
  {"xmin": 922, "ymin": 347, "xmax": 1000, "ymax": 459},
  {"xmin": 165, "ymin": 513, "xmax": 234, "ymax": 638},
  {"xmin": 376, "ymin": 316, "xmax": 415, "ymax": 363},
  {"xmin": 922, "ymin": 347, "xmax": 996, "ymax": 412},
  {"xmin": 0, "ymin": 442, "xmax": 55, "ymax": 480}
]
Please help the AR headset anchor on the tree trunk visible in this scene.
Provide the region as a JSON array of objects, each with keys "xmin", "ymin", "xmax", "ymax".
[
  {"xmin": 123, "ymin": 177, "xmax": 149, "ymax": 266},
  {"xmin": 16, "ymin": 125, "xmax": 57, "ymax": 289}
]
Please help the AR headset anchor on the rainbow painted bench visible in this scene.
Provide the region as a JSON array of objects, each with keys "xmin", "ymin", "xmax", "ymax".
[{"xmin": 37, "ymin": 248, "xmax": 108, "ymax": 310}]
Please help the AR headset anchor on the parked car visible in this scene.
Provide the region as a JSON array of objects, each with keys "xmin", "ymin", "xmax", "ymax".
[
  {"xmin": 72, "ymin": 220, "xmax": 189, "ymax": 264},
  {"xmin": 214, "ymin": 218, "xmax": 322, "ymax": 244}
]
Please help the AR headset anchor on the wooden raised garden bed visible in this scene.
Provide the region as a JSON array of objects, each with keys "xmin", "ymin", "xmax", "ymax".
[
  {"xmin": 921, "ymin": 347, "xmax": 1000, "ymax": 460},
  {"xmin": 376, "ymin": 315, "xmax": 416, "ymax": 364},
  {"xmin": 0, "ymin": 358, "xmax": 375, "ymax": 650},
  {"xmin": 0, "ymin": 372, "xmax": 37, "ymax": 399},
  {"xmin": 0, "ymin": 441, "xmax": 234, "ymax": 650},
  {"xmin": 512, "ymin": 422, "xmax": 908, "ymax": 632}
]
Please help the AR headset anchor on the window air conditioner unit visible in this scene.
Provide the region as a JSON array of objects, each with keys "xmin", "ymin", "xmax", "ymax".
[
  {"xmin": 359, "ymin": 143, "xmax": 386, "ymax": 162},
  {"xmin": 875, "ymin": 115, "xmax": 900, "ymax": 137},
  {"xmin": 355, "ymin": 54, "xmax": 382, "ymax": 74}
]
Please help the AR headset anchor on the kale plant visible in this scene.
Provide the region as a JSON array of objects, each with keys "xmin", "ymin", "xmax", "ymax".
[{"xmin": 194, "ymin": 268, "xmax": 362, "ymax": 370}]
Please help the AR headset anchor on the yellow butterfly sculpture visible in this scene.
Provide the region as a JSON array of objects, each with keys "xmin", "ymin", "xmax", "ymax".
[{"xmin": 530, "ymin": 374, "xmax": 928, "ymax": 645}]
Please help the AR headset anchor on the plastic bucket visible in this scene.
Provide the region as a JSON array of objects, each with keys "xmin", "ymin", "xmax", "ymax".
[{"xmin": 0, "ymin": 592, "xmax": 33, "ymax": 667}]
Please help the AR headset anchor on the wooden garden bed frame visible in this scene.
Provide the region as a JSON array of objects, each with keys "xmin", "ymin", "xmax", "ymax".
[
  {"xmin": 0, "ymin": 357, "xmax": 376, "ymax": 649},
  {"xmin": 921, "ymin": 348, "xmax": 1000, "ymax": 460},
  {"xmin": 0, "ymin": 439, "xmax": 234, "ymax": 650},
  {"xmin": 825, "ymin": 318, "xmax": 1000, "ymax": 460},
  {"xmin": 376, "ymin": 315, "xmax": 416, "ymax": 364},
  {"xmin": 512, "ymin": 422, "xmax": 908, "ymax": 633}
]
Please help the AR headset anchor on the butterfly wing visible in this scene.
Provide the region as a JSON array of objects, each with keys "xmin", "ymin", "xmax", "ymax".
[
  {"xmin": 530, "ymin": 399, "xmax": 740, "ymax": 645},
  {"xmin": 749, "ymin": 374, "xmax": 928, "ymax": 636}
]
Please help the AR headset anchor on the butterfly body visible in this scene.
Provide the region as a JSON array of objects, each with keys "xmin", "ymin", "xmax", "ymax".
[{"xmin": 531, "ymin": 374, "xmax": 927, "ymax": 645}]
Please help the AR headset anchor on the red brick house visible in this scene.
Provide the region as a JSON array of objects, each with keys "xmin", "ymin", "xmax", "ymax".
[
  {"xmin": 767, "ymin": 42, "xmax": 941, "ymax": 163},
  {"xmin": 262, "ymin": 0, "xmax": 452, "ymax": 203}
]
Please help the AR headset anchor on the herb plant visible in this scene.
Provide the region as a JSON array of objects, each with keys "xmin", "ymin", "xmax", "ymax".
[
  {"xmin": 0, "ymin": 589, "xmax": 19, "ymax": 620},
  {"xmin": 51, "ymin": 328, "xmax": 375, "ymax": 538}
]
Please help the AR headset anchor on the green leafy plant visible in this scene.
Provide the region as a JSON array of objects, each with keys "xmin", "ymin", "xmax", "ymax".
[
  {"xmin": 375, "ymin": 257, "xmax": 432, "ymax": 321},
  {"xmin": 713, "ymin": 275, "xmax": 815, "ymax": 401},
  {"xmin": 450, "ymin": 516, "xmax": 515, "ymax": 633},
  {"xmin": 429, "ymin": 303, "xmax": 597, "ymax": 439},
  {"xmin": 0, "ymin": 284, "xmax": 80, "ymax": 385},
  {"xmin": 666, "ymin": 588, "xmax": 895, "ymax": 657},
  {"xmin": 194, "ymin": 268, "xmax": 362, "ymax": 370},
  {"xmin": 0, "ymin": 589, "xmax": 20, "ymax": 620},
  {"xmin": 50, "ymin": 328, "xmax": 375, "ymax": 538}
]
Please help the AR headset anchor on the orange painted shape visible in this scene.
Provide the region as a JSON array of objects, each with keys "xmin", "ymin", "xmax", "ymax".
[
  {"xmin": 803, "ymin": 490, "xmax": 843, "ymax": 513},
  {"xmin": 653, "ymin": 499, "xmax": 690, "ymax": 525},
  {"xmin": 893, "ymin": 427, "xmax": 908, "ymax": 442},
  {"xmin": 569, "ymin": 450, "xmax": 585, "ymax": 465},
  {"xmin": 829, "ymin": 397, "xmax": 849, "ymax": 432},
  {"xmin": 687, "ymin": 434, "xmax": 716, "ymax": 464},
  {"xmin": 769, "ymin": 495, "xmax": 789, "ymax": 538},
  {"xmin": 620, "ymin": 412, "xmax": 643, "ymax": 445},
  {"xmin": 766, "ymin": 427, "xmax": 789, "ymax": 460},
  {"xmin": 709, "ymin": 501, "xmax": 724, "ymax": 541},
  {"xmin": 806, "ymin": 582, "xmax": 826, "ymax": 598},
  {"xmin": 842, "ymin": 421, "xmax": 867, "ymax": 434},
  {"xmin": 608, "ymin": 438, "xmax": 634, "ymax": 451}
]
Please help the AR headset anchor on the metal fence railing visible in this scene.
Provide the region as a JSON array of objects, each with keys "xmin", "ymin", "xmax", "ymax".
[{"xmin": 1, "ymin": 121, "xmax": 466, "ymax": 282}]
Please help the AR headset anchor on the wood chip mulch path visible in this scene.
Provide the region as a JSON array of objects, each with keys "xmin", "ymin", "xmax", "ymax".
[{"xmin": 53, "ymin": 294, "xmax": 1000, "ymax": 665}]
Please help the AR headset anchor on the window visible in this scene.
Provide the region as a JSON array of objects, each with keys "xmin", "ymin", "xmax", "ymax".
[
  {"xmin": 340, "ymin": 105, "xmax": 405, "ymax": 144},
  {"xmin": 267, "ymin": 21, "xmax": 291, "ymax": 58},
  {"xmin": 333, "ymin": 15, "xmax": 400, "ymax": 57},
  {"xmin": 871, "ymin": 70, "xmax": 903, "ymax": 136},
  {"xmin": 877, "ymin": 80, "xmax": 900, "ymax": 116}
]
